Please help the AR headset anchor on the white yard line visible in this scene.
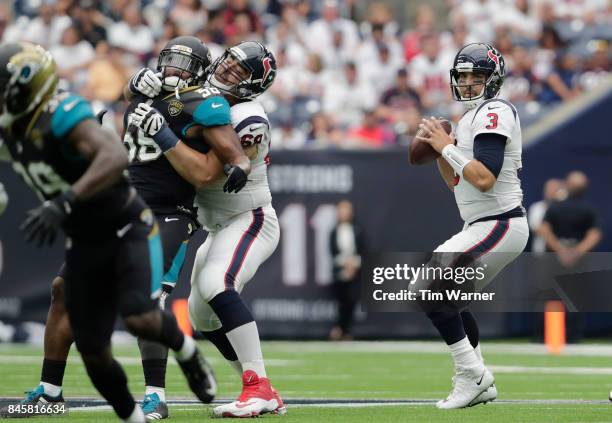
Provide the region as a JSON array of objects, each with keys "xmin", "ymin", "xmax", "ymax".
[
  {"xmin": 489, "ymin": 365, "xmax": 612, "ymax": 375},
  {"xmin": 263, "ymin": 341, "xmax": 612, "ymax": 357}
]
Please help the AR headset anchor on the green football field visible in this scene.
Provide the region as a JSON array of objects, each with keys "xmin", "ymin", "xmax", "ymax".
[{"xmin": 1, "ymin": 340, "xmax": 611, "ymax": 422}]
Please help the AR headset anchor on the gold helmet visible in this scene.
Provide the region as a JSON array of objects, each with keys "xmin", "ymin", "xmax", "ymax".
[{"xmin": 0, "ymin": 42, "xmax": 58, "ymax": 127}]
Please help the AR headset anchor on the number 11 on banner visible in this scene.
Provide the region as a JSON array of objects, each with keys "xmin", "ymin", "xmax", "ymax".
[{"xmin": 279, "ymin": 203, "xmax": 337, "ymax": 287}]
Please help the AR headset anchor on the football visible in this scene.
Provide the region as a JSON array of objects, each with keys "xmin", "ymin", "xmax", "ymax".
[{"xmin": 409, "ymin": 119, "xmax": 453, "ymax": 165}]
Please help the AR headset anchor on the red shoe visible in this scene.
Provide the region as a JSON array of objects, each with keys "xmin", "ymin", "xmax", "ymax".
[{"xmin": 212, "ymin": 370, "xmax": 278, "ymax": 418}]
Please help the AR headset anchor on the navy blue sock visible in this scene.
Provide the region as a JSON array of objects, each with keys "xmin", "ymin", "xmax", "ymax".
[
  {"xmin": 426, "ymin": 312, "xmax": 466, "ymax": 345},
  {"xmin": 460, "ymin": 310, "xmax": 479, "ymax": 348},
  {"xmin": 203, "ymin": 328, "xmax": 238, "ymax": 361}
]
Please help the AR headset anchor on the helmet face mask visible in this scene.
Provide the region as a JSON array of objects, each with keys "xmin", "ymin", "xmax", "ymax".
[
  {"xmin": 207, "ymin": 42, "xmax": 276, "ymax": 100},
  {"xmin": 450, "ymin": 43, "xmax": 505, "ymax": 109},
  {"xmin": 157, "ymin": 37, "xmax": 212, "ymax": 92}
]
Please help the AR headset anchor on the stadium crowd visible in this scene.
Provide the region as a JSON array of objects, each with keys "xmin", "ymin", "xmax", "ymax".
[{"xmin": 0, "ymin": 0, "xmax": 610, "ymax": 148}]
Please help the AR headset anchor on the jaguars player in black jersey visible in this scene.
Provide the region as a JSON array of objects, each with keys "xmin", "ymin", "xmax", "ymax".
[
  {"xmin": 2, "ymin": 36, "xmax": 249, "ymax": 421},
  {"xmin": 0, "ymin": 42, "xmax": 216, "ymax": 422}
]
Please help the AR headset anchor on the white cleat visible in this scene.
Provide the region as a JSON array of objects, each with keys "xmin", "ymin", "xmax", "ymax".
[
  {"xmin": 436, "ymin": 367, "xmax": 494, "ymax": 409},
  {"xmin": 469, "ymin": 383, "xmax": 497, "ymax": 406},
  {"xmin": 212, "ymin": 370, "xmax": 279, "ymax": 418}
]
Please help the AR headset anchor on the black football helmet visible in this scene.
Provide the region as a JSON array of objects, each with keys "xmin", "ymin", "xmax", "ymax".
[
  {"xmin": 157, "ymin": 36, "xmax": 212, "ymax": 91},
  {"xmin": 450, "ymin": 43, "xmax": 505, "ymax": 108},
  {"xmin": 0, "ymin": 42, "xmax": 58, "ymax": 127},
  {"xmin": 207, "ymin": 41, "xmax": 276, "ymax": 99}
]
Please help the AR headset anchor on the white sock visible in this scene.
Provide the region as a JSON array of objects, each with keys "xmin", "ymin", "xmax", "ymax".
[
  {"xmin": 448, "ymin": 336, "xmax": 483, "ymax": 372},
  {"xmin": 124, "ymin": 404, "xmax": 146, "ymax": 422},
  {"xmin": 145, "ymin": 386, "xmax": 165, "ymax": 402},
  {"xmin": 226, "ymin": 321, "xmax": 267, "ymax": 378},
  {"xmin": 40, "ymin": 382, "xmax": 62, "ymax": 397},
  {"xmin": 175, "ymin": 335, "xmax": 196, "ymax": 361},
  {"xmin": 474, "ymin": 343, "xmax": 484, "ymax": 364},
  {"xmin": 228, "ymin": 360, "xmax": 243, "ymax": 377}
]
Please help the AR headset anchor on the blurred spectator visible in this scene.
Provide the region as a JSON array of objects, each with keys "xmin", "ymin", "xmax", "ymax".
[
  {"xmin": 50, "ymin": 25, "xmax": 95, "ymax": 86},
  {"xmin": 378, "ymin": 68, "xmax": 422, "ymax": 136},
  {"xmin": 81, "ymin": 42, "xmax": 131, "ymax": 104},
  {"xmin": 409, "ymin": 33, "xmax": 452, "ymax": 113},
  {"xmin": 169, "ymin": 0, "xmax": 207, "ymax": 36},
  {"xmin": 538, "ymin": 171, "xmax": 602, "ymax": 267},
  {"xmin": 500, "ymin": 45, "xmax": 538, "ymax": 103},
  {"xmin": 495, "ymin": 0, "xmax": 541, "ymax": 41},
  {"xmin": 306, "ymin": 0, "xmax": 359, "ymax": 62},
  {"xmin": 108, "ymin": 2, "xmax": 155, "ymax": 56},
  {"xmin": 528, "ymin": 178, "xmax": 566, "ymax": 253},
  {"xmin": 360, "ymin": 42, "xmax": 402, "ymax": 93},
  {"xmin": 538, "ymin": 49, "xmax": 582, "ymax": 104},
  {"xmin": 9, "ymin": 0, "xmax": 71, "ymax": 47},
  {"xmin": 346, "ymin": 109, "xmax": 395, "ymax": 148},
  {"xmin": 304, "ymin": 112, "xmax": 343, "ymax": 148},
  {"xmin": 533, "ymin": 25, "xmax": 565, "ymax": 80},
  {"xmin": 322, "ymin": 61, "xmax": 377, "ymax": 129},
  {"xmin": 578, "ymin": 40, "xmax": 610, "ymax": 91},
  {"xmin": 402, "ymin": 4, "xmax": 435, "ymax": 63},
  {"xmin": 221, "ymin": 0, "xmax": 264, "ymax": 41},
  {"xmin": 329, "ymin": 200, "xmax": 364, "ymax": 341},
  {"xmin": 72, "ymin": 1, "xmax": 107, "ymax": 48}
]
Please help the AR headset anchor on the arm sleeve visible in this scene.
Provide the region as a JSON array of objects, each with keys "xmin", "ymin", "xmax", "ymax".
[
  {"xmin": 51, "ymin": 95, "xmax": 95, "ymax": 139},
  {"xmin": 473, "ymin": 133, "xmax": 507, "ymax": 178},
  {"xmin": 472, "ymin": 100, "xmax": 516, "ymax": 139},
  {"xmin": 192, "ymin": 95, "xmax": 231, "ymax": 127}
]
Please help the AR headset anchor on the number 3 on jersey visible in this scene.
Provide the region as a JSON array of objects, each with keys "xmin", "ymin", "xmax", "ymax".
[
  {"xmin": 485, "ymin": 112, "xmax": 498, "ymax": 129},
  {"xmin": 123, "ymin": 114, "xmax": 162, "ymax": 163}
]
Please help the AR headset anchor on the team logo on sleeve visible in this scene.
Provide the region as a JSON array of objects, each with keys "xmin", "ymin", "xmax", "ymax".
[{"xmin": 168, "ymin": 100, "xmax": 184, "ymax": 117}]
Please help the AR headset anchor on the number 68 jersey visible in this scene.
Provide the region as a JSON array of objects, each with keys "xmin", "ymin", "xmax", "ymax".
[
  {"xmin": 195, "ymin": 100, "xmax": 272, "ymax": 231},
  {"xmin": 453, "ymin": 99, "xmax": 524, "ymax": 223}
]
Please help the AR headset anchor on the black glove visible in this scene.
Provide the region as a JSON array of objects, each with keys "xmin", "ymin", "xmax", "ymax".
[
  {"xmin": 223, "ymin": 164, "xmax": 248, "ymax": 193},
  {"xmin": 20, "ymin": 190, "xmax": 76, "ymax": 246}
]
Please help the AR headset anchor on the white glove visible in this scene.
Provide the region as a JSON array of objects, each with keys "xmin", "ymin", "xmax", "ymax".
[
  {"xmin": 128, "ymin": 68, "xmax": 162, "ymax": 98},
  {"xmin": 131, "ymin": 103, "xmax": 165, "ymax": 137},
  {"xmin": 0, "ymin": 182, "xmax": 7, "ymax": 216}
]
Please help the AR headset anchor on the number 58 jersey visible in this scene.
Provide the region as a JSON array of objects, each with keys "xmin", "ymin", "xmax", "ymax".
[
  {"xmin": 453, "ymin": 99, "xmax": 524, "ymax": 223},
  {"xmin": 195, "ymin": 100, "xmax": 272, "ymax": 231},
  {"xmin": 123, "ymin": 86, "xmax": 231, "ymax": 216}
]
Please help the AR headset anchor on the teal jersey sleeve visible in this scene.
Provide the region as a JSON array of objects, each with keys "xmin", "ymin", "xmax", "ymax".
[
  {"xmin": 192, "ymin": 96, "xmax": 231, "ymax": 127},
  {"xmin": 51, "ymin": 95, "xmax": 95, "ymax": 139}
]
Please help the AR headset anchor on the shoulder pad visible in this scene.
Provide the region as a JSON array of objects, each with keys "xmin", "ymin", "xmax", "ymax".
[{"xmin": 50, "ymin": 94, "xmax": 95, "ymax": 139}]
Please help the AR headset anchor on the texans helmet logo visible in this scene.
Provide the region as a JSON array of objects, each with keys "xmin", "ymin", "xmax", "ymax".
[
  {"xmin": 261, "ymin": 57, "xmax": 275, "ymax": 88},
  {"xmin": 487, "ymin": 50, "xmax": 500, "ymax": 66}
]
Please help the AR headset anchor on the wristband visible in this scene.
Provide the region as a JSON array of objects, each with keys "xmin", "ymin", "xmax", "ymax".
[
  {"xmin": 441, "ymin": 144, "xmax": 472, "ymax": 175},
  {"xmin": 57, "ymin": 189, "xmax": 77, "ymax": 215},
  {"xmin": 152, "ymin": 125, "xmax": 179, "ymax": 152}
]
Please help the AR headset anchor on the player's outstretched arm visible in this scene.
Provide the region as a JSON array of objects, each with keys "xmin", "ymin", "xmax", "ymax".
[
  {"xmin": 68, "ymin": 119, "xmax": 129, "ymax": 200},
  {"xmin": 165, "ymin": 142, "xmax": 224, "ymax": 190},
  {"xmin": 201, "ymin": 124, "xmax": 251, "ymax": 177}
]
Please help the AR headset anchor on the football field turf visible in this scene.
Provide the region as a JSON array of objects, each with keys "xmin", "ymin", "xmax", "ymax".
[{"xmin": 1, "ymin": 341, "xmax": 611, "ymax": 422}]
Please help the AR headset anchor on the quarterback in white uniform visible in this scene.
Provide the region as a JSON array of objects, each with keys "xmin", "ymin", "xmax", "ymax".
[
  {"xmin": 128, "ymin": 42, "xmax": 284, "ymax": 418},
  {"xmin": 416, "ymin": 43, "xmax": 529, "ymax": 409}
]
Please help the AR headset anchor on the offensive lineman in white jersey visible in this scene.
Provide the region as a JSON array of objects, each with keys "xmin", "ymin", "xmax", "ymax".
[
  {"xmin": 129, "ymin": 41, "xmax": 284, "ymax": 418},
  {"xmin": 415, "ymin": 43, "xmax": 529, "ymax": 409}
]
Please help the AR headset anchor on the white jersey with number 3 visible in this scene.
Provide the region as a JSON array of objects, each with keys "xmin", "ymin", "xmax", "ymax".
[
  {"xmin": 453, "ymin": 99, "xmax": 523, "ymax": 223},
  {"xmin": 195, "ymin": 100, "xmax": 272, "ymax": 231}
]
